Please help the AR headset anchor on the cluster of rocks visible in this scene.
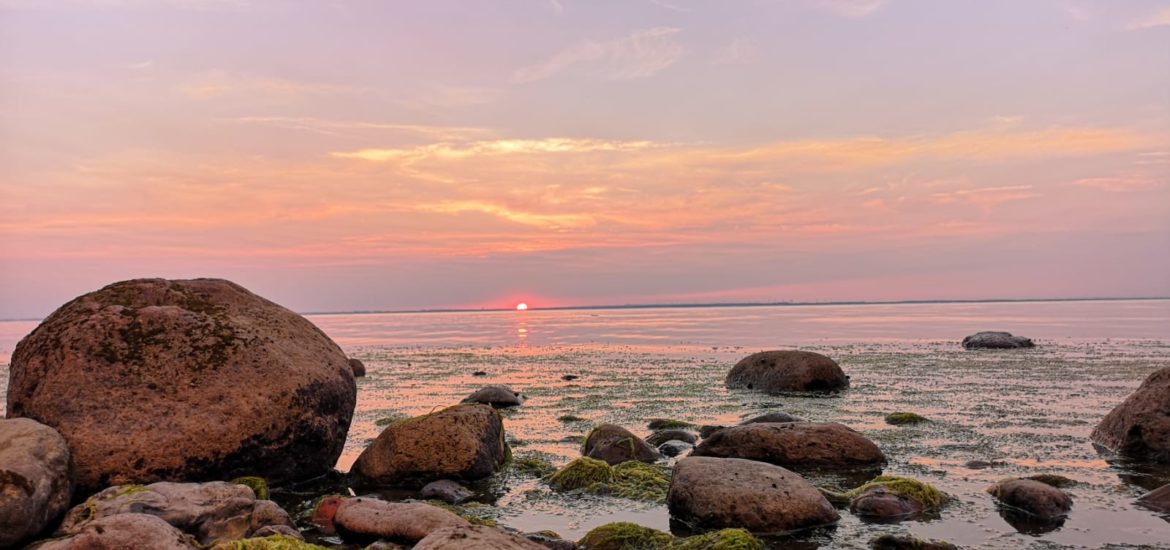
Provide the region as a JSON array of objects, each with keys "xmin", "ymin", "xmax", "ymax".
[{"xmin": 2, "ymin": 278, "xmax": 1167, "ymax": 550}]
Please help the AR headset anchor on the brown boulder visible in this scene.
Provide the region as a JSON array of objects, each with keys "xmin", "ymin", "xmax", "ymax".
[
  {"xmin": 352, "ymin": 404, "xmax": 509, "ymax": 486},
  {"xmin": 0, "ymin": 418, "xmax": 73, "ymax": 549},
  {"xmin": 582, "ymin": 424, "xmax": 662, "ymax": 465},
  {"xmin": 1137, "ymin": 483, "xmax": 1170, "ymax": 514},
  {"xmin": 5, "ymin": 278, "xmax": 356, "ymax": 493},
  {"xmin": 349, "ymin": 358, "xmax": 367, "ymax": 377},
  {"xmin": 987, "ymin": 478, "xmax": 1072, "ymax": 519},
  {"xmin": 1091, "ymin": 367, "xmax": 1170, "ymax": 462},
  {"xmin": 725, "ymin": 351, "xmax": 848, "ymax": 394},
  {"xmin": 333, "ymin": 498, "xmax": 468, "ymax": 543},
  {"xmin": 30, "ymin": 513, "xmax": 196, "ymax": 550},
  {"xmin": 414, "ymin": 525, "xmax": 548, "ymax": 550},
  {"xmin": 462, "ymin": 385, "xmax": 524, "ymax": 408},
  {"xmin": 645, "ymin": 429, "xmax": 698, "ymax": 447},
  {"xmin": 691, "ymin": 422, "xmax": 885, "ymax": 469},
  {"xmin": 668, "ymin": 456, "xmax": 839, "ymax": 534}
]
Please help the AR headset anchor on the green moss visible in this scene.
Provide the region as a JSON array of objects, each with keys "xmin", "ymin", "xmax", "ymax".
[
  {"xmin": 558, "ymin": 414, "xmax": 587, "ymax": 422},
  {"xmin": 1026, "ymin": 474, "xmax": 1077, "ymax": 488},
  {"xmin": 112, "ymin": 484, "xmax": 149, "ymax": 497},
  {"xmin": 374, "ymin": 413, "xmax": 409, "ymax": 426},
  {"xmin": 577, "ymin": 522, "xmax": 675, "ymax": 550},
  {"xmin": 212, "ymin": 534, "xmax": 330, "ymax": 550},
  {"xmin": 676, "ymin": 529, "xmax": 763, "ymax": 550},
  {"xmin": 563, "ymin": 435, "xmax": 587, "ymax": 444},
  {"xmin": 609, "ymin": 461, "xmax": 670, "ymax": 503},
  {"xmin": 647, "ymin": 418, "xmax": 694, "ymax": 430},
  {"xmin": 884, "ymin": 412, "xmax": 929, "ymax": 425},
  {"xmin": 230, "ymin": 476, "xmax": 269, "ymax": 500},
  {"xmin": 846, "ymin": 476, "xmax": 948, "ymax": 511},
  {"xmin": 817, "ymin": 487, "xmax": 851, "ymax": 508},
  {"xmin": 549, "ymin": 457, "xmax": 615, "ymax": 491},
  {"xmin": 512, "ymin": 456, "xmax": 557, "ymax": 478}
]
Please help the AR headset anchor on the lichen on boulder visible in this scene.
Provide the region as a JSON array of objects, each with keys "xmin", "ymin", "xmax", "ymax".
[{"xmin": 577, "ymin": 522, "xmax": 675, "ymax": 550}]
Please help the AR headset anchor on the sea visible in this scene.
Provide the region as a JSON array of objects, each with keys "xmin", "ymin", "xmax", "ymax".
[{"xmin": 2, "ymin": 299, "xmax": 1169, "ymax": 548}]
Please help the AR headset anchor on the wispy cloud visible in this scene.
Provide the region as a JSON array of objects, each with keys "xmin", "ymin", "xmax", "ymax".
[
  {"xmin": 713, "ymin": 37, "xmax": 757, "ymax": 65},
  {"xmin": 180, "ymin": 72, "xmax": 353, "ymax": 100},
  {"xmin": 809, "ymin": 0, "xmax": 887, "ymax": 18},
  {"xmin": 1126, "ymin": 5, "xmax": 1170, "ymax": 30},
  {"xmin": 648, "ymin": 0, "xmax": 691, "ymax": 12},
  {"xmin": 929, "ymin": 185, "xmax": 1041, "ymax": 213},
  {"xmin": 1074, "ymin": 175, "xmax": 1161, "ymax": 192},
  {"xmin": 512, "ymin": 27, "xmax": 685, "ymax": 83},
  {"xmin": 228, "ymin": 117, "xmax": 492, "ymax": 140}
]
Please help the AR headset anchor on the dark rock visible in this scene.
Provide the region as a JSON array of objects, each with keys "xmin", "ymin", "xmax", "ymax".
[
  {"xmin": 645, "ymin": 429, "xmax": 698, "ymax": 447},
  {"xmin": 961, "ymin": 331, "xmax": 1035, "ymax": 349},
  {"xmin": 420, "ymin": 480, "xmax": 474, "ymax": 504},
  {"xmin": 561, "ymin": 375, "xmax": 579, "ymax": 381},
  {"xmin": 988, "ymin": 478, "xmax": 1072, "ymax": 524},
  {"xmin": 525, "ymin": 531, "xmax": 577, "ymax": 550},
  {"xmin": 698, "ymin": 425, "xmax": 725, "ymax": 439},
  {"xmin": 415, "ymin": 525, "xmax": 548, "ymax": 549},
  {"xmin": 658, "ymin": 441, "xmax": 693, "ymax": 458},
  {"xmin": 30, "ymin": 513, "xmax": 196, "ymax": 549},
  {"xmin": 1137, "ymin": 483, "xmax": 1170, "ymax": 514},
  {"xmin": 582, "ymin": 424, "xmax": 662, "ymax": 465},
  {"xmin": 349, "ymin": 358, "xmax": 367, "ymax": 377},
  {"xmin": 725, "ymin": 350, "xmax": 849, "ymax": 394},
  {"xmin": 870, "ymin": 534, "xmax": 957, "ymax": 550},
  {"xmin": 0, "ymin": 418, "xmax": 73, "ymax": 549},
  {"xmin": 846, "ymin": 476, "xmax": 947, "ymax": 522},
  {"xmin": 5, "ymin": 278, "xmax": 356, "ymax": 493},
  {"xmin": 668, "ymin": 456, "xmax": 839, "ymax": 534},
  {"xmin": 462, "ymin": 385, "xmax": 524, "ymax": 408},
  {"xmin": 56, "ymin": 481, "xmax": 295, "ymax": 546},
  {"xmin": 333, "ymin": 498, "xmax": 468, "ymax": 544},
  {"xmin": 741, "ymin": 412, "xmax": 805, "ymax": 424},
  {"xmin": 691, "ymin": 422, "xmax": 886, "ymax": 469},
  {"xmin": 472, "ymin": 371, "xmax": 488, "ymax": 377},
  {"xmin": 1092, "ymin": 366, "xmax": 1170, "ymax": 462},
  {"xmin": 353, "ymin": 404, "xmax": 509, "ymax": 486},
  {"xmin": 646, "ymin": 419, "xmax": 695, "ymax": 430},
  {"xmin": 963, "ymin": 460, "xmax": 1003, "ymax": 470}
]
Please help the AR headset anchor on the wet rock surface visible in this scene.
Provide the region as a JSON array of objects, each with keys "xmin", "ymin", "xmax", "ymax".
[
  {"xmin": 419, "ymin": 479, "xmax": 474, "ymax": 504},
  {"xmin": 5, "ymin": 278, "xmax": 357, "ymax": 493},
  {"xmin": 0, "ymin": 418, "xmax": 73, "ymax": 549},
  {"xmin": 667, "ymin": 456, "xmax": 840, "ymax": 534},
  {"xmin": 1092, "ymin": 366, "xmax": 1170, "ymax": 462},
  {"xmin": 691, "ymin": 421, "xmax": 886, "ymax": 469},
  {"xmin": 725, "ymin": 350, "xmax": 849, "ymax": 394},
  {"xmin": 582, "ymin": 424, "xmax": 662, "ymax": 465},
  {"xmin": 1137, "ymin": 483, "xmax": 1170, "ymax": 514},
  {"xmin": 962, "ymin": 331, "xmax": 1035, "ymax": 349},
  {"xmin": 463, "ymin": 385, "xmax": 525, "ymax": 408},
  {"xmin": 353, "ymin": 404, "xmax": 509, "ymax": 486},
  {"xmin": 644, "ymin": 429, "xmax": 697, "ymax": 447},
  {"xmin": 31, "ymin": 513, "xmax": 197, "ymax": 550},
  {"xmin": 333, "ymin": 498, "xmax": 469, "ymax": 543},
  {"xmin": 988, "ymin": 478, "xmax": 1072, "ymax": 534},
  {"xmin": 414, "ymin": 524, "xmax": 548, "ymax": 549}
]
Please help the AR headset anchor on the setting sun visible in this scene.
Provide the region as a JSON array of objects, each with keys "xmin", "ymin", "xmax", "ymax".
[{"xmin": 515, "ymin": 303, "xmax": 528, "ymax": 311}]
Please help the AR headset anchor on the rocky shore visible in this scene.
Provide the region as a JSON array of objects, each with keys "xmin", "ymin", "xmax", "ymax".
[{"xmin": 2, "ymin": 279, "xmax": 1168, "ymax": 549}]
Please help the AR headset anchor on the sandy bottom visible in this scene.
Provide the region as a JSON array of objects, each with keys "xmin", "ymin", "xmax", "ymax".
[{"xmin": 338, "ymin": 339, "xmax": 1170, "ymax": 549}]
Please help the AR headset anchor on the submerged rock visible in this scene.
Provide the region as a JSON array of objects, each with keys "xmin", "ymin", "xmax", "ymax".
[
  {"xmin": 30, "ymin": 513, "xmax": 196, "ymax": 550},
  {"xmin": 5, "ymin": 278, "xmax": 357, "ymax": 493},
  {"xmin": 1091, "ymin": 366, "xmax": 1170, "ymax": 462},
  {"xmin": 961, "ymin": 331, "xmax": 1035, "ymax": 349},
  {"xmin": 0, "ymin": 418, "xmax": 73, "ymax": 549},
  {"xmin": 742, "ymin": 412, "xmax": 805, "ymax": 424},
  {"xmin": 353, "ymin": 404, "xmax": 509, "ymax": 487},
  {"xmin": 462, "ymin": 385, "xmax": 525, "ymax": 408},
  {"xmin": 988, "ymin": 478, "xmax": 1072, "ymax": 534},
  {"xmin": 582, "ymin": 424, "xmax": 662, "ymax": 465},
  {"xmin": 348, "ymin": 358, "xmax": 367, "ymax": 377},
  {"xmin": 668, "ymin": 456, "xmax": 839, "ymax": 534},
  {"xmin": 725, "ymin": 350, "xmax": 849, "ymax": 394},
  {"xmin": 333, "ymin": 498, "xmax": 468, "ymax": 544},
  {"xmin": 846, "ymin": 476, "xmax": 948, "ymax": 522},
  {"xmin": 415, "ymin": 525, "xmax": 547, "ymax": 550},
  {"xmin": 870, "ymin": 534, "xmax": 957, "ymax": 550},
  {"xmin": 56, "ymin": 481, "xmax": 295, "ymax": 546},
  {"xmin": 691, "ymin": 422, "xmax": 886, "ymax": 470}
]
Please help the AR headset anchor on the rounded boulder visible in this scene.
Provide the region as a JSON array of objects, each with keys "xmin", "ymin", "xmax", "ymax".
[
  {"xmin": 0, "ymin": 418, "xmax": 73, "ymax": 549},
  {"xmin": 1091, "ymin": 367, "xmax": 1170, "ymax": 462},
  {"xmin": 691, "ymin": 422, "xmax": 885, "ymax": 469},
  {"xmin": 582, "ymin": 424, "xmax": 662, "ymax": 465},
  {"xmin": 725, "ymin": 351, "xmax": 848, "ymax": 394},
  {"xmin": 668, "ymin": 456, "xmax": 839, "ymax": 534},
  {"xmin": 6, "ymin": 278, "xmax": 357, "ymax": 493}
]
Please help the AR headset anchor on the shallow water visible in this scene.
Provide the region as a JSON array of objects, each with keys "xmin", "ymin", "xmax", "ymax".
[{"xmin": 3, "ymin": 300, "xmax": 1170, "ymax": 548}]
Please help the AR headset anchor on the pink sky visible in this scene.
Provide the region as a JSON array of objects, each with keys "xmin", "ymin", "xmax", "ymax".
[{"xmin": 1, "ymin": 0, "xmax": 1168, "ymax": 318}]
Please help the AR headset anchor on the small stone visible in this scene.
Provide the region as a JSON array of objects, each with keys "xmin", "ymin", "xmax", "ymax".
[
  {"xmin": 462, "ymin": 385, "xmax": 524, "ymax": 408},
  {"xmin": 348, "ymin": 358, "xmax": 367, "ymax": 377},
  {"xmin": 658, "ymin": 441, "xmax": 693, "ymax": 457},
  {"xmin": 420, "ymin": 480, "xmax": 474, "ymax": 504}
]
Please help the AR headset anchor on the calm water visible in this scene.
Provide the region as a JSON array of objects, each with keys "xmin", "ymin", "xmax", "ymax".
[{"xmin": 3, "ymin": 299, "xmax": 1170, "ymax": 549}]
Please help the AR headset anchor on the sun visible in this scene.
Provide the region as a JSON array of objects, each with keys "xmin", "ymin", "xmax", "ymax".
[{"xmin": 515, "ymin": 302, "xmax": 528, "ymax": 311}]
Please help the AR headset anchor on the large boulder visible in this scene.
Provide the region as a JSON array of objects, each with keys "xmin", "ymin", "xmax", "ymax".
[
  {"xmin": 691, "ymin": 422, "xmax": 885, "ymax": 469},
  {"xmin": 1091, "ymin": 367, "xmax": 1170, "ymax": 462},
  {"xmin": 0, "ymin": 418, "xmax": 73, "ymax": 549},
  {"xmin": 352, "ymin": 404, "xmax": 509, "ymax": 486},
  {"xmin": 333, "ymin": 498, "xmax": 468, "ymax": 543},
  {"xmin": 30, "ymin": 513, "xmax": 196, "ymax": 550},
  {"xmin": 961, "ymin": 331, "xmax": 1034, "ymax": 349},
  {"xmin": 56, "ymin": 481, "xmax": 296, "ymax": 546},
  {"xmin": 414, "ymin": 525, "xmax": 547, "ymax": 550},
  {"xmin": 582, "ymin": 424, "xmax": 662, "ymax": 465},
  {"xmin": 725, "ymin": 351, "xmax": 848, "ymax": 394},
  {"xmin": 5, "ymin": 278, "xmax": 357, "ymax": 493},
  {"xmin": 668, "ymin": 457, "xmax": 839, "ymax": 534}
]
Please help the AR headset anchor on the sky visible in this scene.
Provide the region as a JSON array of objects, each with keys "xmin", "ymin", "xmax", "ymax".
[{"xmin": 1, "ymin": 0, "xmax": 1168, "ymax": 318}]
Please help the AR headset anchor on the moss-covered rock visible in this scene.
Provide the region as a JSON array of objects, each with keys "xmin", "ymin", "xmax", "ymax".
[
  {"xmin": 884, "ymin": 412, "xmax": 929, "ymax": 425},
  {"xmin": 577, "ymin": 522, "xmax": 675, "ymax": 550},
  {"xmin": 675, "ymin": 528, "xmax": 763, "ymax": 550},
  {"xmin": 230, "ymin": 476, "xmax": 269, "ymax": 500},
  {"xmin": 211, "ymin": 535, "xmax": 330, "ymax": 550},
  {"xmin": 846, "ymin": 476, "xmax": 948, "ymax": 521},
  {"xmin": 558, "ymin": 414, "xmax": 587, "ymax": 422},
  {"xmin": 549, "ymin": 457, "xmax": 615, "ymax": 491},
  {"xmin": 610, "ymin": 462, "xmax": 671, "ymax": 502},
  {"xmin": 512, "ymin": 455, "xmax": 557, "ymax": 478},
  {"xmin": 583, "ymin": 424, "xmax": 662, "ymax": 465},
  {"xmin": 847, "ymin": 476, "xmax": 947, "ymax": 510}
]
